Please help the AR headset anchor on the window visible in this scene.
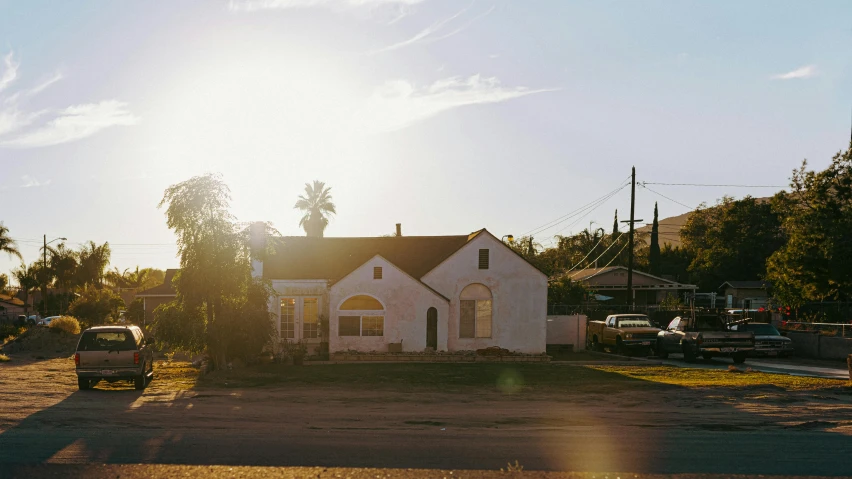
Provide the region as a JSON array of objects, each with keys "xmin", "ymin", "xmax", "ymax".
[
  {"xmin": 280, "ymin": 298, "xmax": 295, "ymax": 339},
  {"xmin": 339, "ymin": 316, "xmax": 361, "ymax": 336},
  {"xmin": 478, "ymin": 249, "xmax": 489, "ymax": 269},
  {"xmin": 337, "ymin": 295, "xmax": 385, "ymax": 337},
  {"xmin": 459, "ymin": 283, "xmax": 492, "ymax": 338},
  {"xmin": 373, "ymin": 267, "xmax": 382, "ymax": 279},
  {"xmin": 340, "ymin": 295, "xmax": 383, "ymax": 310},
  {"xmin": 361, "ymin": 316, "xmax": 384, "ymax": 336},
  {"xmin": 303, "ymin": 297, "xmax": 318, "ymax": 339}
]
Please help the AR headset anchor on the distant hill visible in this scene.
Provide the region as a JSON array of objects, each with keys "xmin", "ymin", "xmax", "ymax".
[
  {"xmin": 635, "ymin": 211, "xmax": 691, "ymax": 248},
  {"xmin": 636, "ymin": 197, "xmax": 772, "ymax": 248}
]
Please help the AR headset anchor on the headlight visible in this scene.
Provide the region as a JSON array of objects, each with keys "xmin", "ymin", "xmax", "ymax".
[{"xmin": 625, "ymin": 333, "xmax": 633, "ymax": 339}]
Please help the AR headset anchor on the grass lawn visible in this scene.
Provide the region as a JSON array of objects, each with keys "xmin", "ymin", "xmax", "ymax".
[
  {"xmin": 592, "ymin": 365, "xmax": 849, "ymax": 391},
  {"xmin": 198, "ymin": 362, "xmax": 849, "ymax": 393}
]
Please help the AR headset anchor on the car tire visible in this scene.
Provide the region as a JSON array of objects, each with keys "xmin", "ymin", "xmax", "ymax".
[
  {"xmin": 682, "ymin": 343, "xmax": 696, "ymax": 362},
  {"xmin": 591, "ymin": 336, "xmax": 602, "ymax": 352},
  {"xmin": 656, "ymin": 340, "xmax": 668, "ymax": 359},
  {"xmin": 616, "ymin": 338, "xmax": 629, "ymax": 356},
  {"xmin": 134, "ymin": 375, "xmax": 145, "ymax": 390},
  {"xmin": 732, "ymin": 353, "xmax": 746, "ymax": 364},
  {"xmin": 702, "ymin": 353, "xmax": 713, "ymax": 361},
  {"xmin": 77, "ymin": 377, "xmax": 90, "ymax": 390}
]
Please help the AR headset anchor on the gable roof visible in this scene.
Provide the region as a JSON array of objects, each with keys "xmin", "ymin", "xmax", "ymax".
[
  {"xmin": 334, "ymin": 254, "xmax": 450, "ymax": 302},
  {"xmin": 719, "ymin": 280, "xmax": 772, "ymax": 290},
  {"xmin": 567, "ymin": 265, "xmax": 693, "ymax": 287},
  {"xmin": 0, "ymin": 293, "xmax": 25, "ymax": 307},
  {"xmin": 263, "ymin": 235, "xmax": 471, "ymax": 282},
  {"xmin": 135, "ymin": 269, "xmax": 179, "ymax": 297}
]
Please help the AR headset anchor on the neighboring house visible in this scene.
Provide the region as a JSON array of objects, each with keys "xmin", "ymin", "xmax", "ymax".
[
  {"xmin": 0, "ymin": 293, "xmax": 27, "ymax": 318},
  {"xmin": 568, "ymin": 266, "xmax": 697, "ymax": 305},
  {"xmin": 135, "ymin": 269, "xmax": 178, "ymax": 325},
  {"xmin": 719, "ymin": 281, "xmax": 772, "ymax": 309},
  {"xmin": 254, "ymin": 227, "xmax": 548, "ymax": 354}
]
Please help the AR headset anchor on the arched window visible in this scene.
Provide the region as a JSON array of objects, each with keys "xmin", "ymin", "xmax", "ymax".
[
  {"xmin": 338, "ymin": 295, "xmax": 384, "ymax": 337},
  {"xmin": 460, "ymin": 283, "xmax": 492, "ymax": 338}
]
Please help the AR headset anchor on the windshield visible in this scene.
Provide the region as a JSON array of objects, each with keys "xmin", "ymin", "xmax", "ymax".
[
  {"xmin": 77, "ymin": 331, "xmax": 136, "ymax": 352},
  {"xmin": 617, "ymin": 318, "xmax": 653, "ymax": 328},
  {"xmin": 743, "ymin": 324, "xmax": 781, "ymax": 336}
]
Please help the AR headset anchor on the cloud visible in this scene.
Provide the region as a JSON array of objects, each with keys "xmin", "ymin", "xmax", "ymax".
[
  {"xmin": 0, "ymin": 101, "xmax": 138, "ymax": 148},
  {"xmin": 771, "ymin": 65, "xmax": 817, "ymax": 80},
  {"xmin": 362, "ymin": 74, "xmax": 557, "ymax": 132},
  {"xmin": 0, "ymin": 52, "xmax": 19, "ymax": 93},
  {"xmin": 20, "ymin": 175, "xmax": 51, "ymax": 188},
  {"xmin": 369, "ymin": 4, "xmax": 493, "ymax": 54},
  {"xmin": 228, "ymin": 0, "xmax": 427, "ymax": 12},
  {"xmin": 0, "ymin": 51, "xmax": 138, "ymax": 149}
]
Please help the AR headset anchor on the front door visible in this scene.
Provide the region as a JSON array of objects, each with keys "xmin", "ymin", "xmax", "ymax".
[
  {"xmin": 280, "ymin": 297, "xmax": 320, "ymax": 341},
  {"xmin": 426, "ymin": 307, "xmax": 438, "ymax": 350}
]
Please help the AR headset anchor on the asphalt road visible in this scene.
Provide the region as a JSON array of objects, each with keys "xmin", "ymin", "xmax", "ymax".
[
  {"xmin": 2, "ymin": 422, "xmax": 852, "ymax": 475},
  {"xmin": 657, "ymin": 354, "xmax": 850, "ymax": 379}
]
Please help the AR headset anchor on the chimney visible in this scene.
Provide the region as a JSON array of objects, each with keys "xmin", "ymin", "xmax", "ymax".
[{"xmin": 395, "ymin": 223, "xmax": 402, "ymax": 237}]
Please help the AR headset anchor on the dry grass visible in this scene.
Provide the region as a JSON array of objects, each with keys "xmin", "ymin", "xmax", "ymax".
[
  {"xmin": 591, "ymin": 365, "xmax": 847, "ymax": 390},
  {"xmin": 0, "ymin": 353, "xmax": 10, "ymax": 362},
  {"xmin": 91, "ymin": 361, "xmax": 200, "ymax": 391},
  {"xmin": 49, "ymin": 316, "xmax": 81, "ymax": 335}
]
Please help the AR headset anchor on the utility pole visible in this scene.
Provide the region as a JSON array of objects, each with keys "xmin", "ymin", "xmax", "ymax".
[{"xmin": 621, "ymin": 167, "xmax": 643, "ymax": 310}]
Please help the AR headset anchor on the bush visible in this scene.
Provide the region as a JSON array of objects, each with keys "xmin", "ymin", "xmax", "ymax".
[
  {"xmin": 49, "ymin": 316, "xmax": 81, "ymax": 335},
  {"xmin": 0, "ymin": 353, "xmax": 9, "ymax": 362},
  {"xmin": 68, "ymin": 289, "xmax": 126, "ymax": 326}
]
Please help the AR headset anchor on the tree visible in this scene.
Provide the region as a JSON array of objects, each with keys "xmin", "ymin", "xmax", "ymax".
[
  {"xmin": 46, "ymin": 242, "xmax": 78, "ymax": 292},
  {"xmin": 649, "ymin": 202, "xmax": 661, "ymax": 276},
  {"xmin": 681, "ymin": 196, "xmax": 784, "ymax": 291},
  {"xmin": 611, "ymin": 210, "xmax": 619, "ymax": 239},
  {"xmin": 67, "ymin": 288, "xmax": 126, "ymax": 325},
  {"xmin": 294, "ymin": 180, "xmax": 336, "ymax": 238},
  {"xmin": 76, "ymin": 241, "xmax": 111, "ymax": 289},
  {"xmin": 158, "ymin": 173, "xmax": 273, "ymax": 367},
  {"xmin": 0, "ymin": 273, "xmax": 7, "ymax": 294},
  {"xmin": 766, "ymin": 145, "xmax": 852, "ymax": 306},
  {"xmin": 0, "ymin": 223, "xmax": 22, "ymax": 261},
  {"xmin": 12, "ymin": 263, "xmax": 39, "ymax": 315}
]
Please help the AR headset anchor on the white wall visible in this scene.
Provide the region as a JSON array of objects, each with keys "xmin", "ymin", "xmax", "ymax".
[
  {"xmin": 546, "ymin": 315, "xmax": 587, "ymax": 350},
  {"xmin": 421, "ymin": 233, "xmax": 548, "ymax": 354},
  {"xmin": 329, "ymin": 255, "xmax": 450, "ymax": 353}
]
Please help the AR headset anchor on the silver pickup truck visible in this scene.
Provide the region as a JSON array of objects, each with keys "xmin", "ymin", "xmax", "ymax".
[
  {"xmin": 74, "ymin": 325, "xmax": 154, "ymax": 390},
  {"xmin": 656, "ymin": 314, "xmax": 755, "ymax": 364}
]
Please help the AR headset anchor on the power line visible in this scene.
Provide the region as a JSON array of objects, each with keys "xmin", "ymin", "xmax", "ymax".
[
  {"xmin": 639, "ymin": 184, "xmax": 695, "ymax": 210},
  {"xmin": 642, "ymin": 182, "xmax": 785, "ymax": 188},
  {"xmin": 521, "ymin": 176, "xmax": 631, "ymax": 237},
  {"xmin": 547, "ymin": 185, "xmax": 628, "ymax": 239}
]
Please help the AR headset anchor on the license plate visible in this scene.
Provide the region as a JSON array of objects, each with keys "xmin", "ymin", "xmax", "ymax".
[
  {"xmin": 720, "ymin": 347, "xmax": 736, "ymax": 353},
  {"xmin": 641, "ymin": 341, "xmax": 651, "ymax": 346},
  {"xmin": 100, "ymin": 370, "xmax": 116, "ymax": 375}
]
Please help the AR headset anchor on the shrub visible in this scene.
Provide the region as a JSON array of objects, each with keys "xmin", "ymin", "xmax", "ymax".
[
  {"xmin": 0, "ymin": 353, "xmax": 9, "ymax": 362},
  {"xmin": 49, "ymin": 316, "xmax": 81, "ymax": 335},
  {"xmin": 68, "ymin": 289, "xmax": 126, "ymax": 326}
]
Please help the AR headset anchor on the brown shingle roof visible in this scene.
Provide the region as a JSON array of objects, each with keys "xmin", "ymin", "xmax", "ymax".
[
  {"xmin": 263, "ymin": 235, "xmax": 472, "ymax": 282},
  {"xmin": 135, "ymin": 269, "xmax": 178, "ymax": 297}
]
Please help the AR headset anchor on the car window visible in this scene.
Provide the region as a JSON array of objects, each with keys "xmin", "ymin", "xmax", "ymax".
[
  {"xmin": 667, "ymin": 319, "xmax": 680, "ymax": 330},
  {"xmin": 77, "ymin": 331, "xmax": 137, "ymax": 352},
  {"xmin": 744, "ymin": 324, "xmax": 781, "ymax": 336}
]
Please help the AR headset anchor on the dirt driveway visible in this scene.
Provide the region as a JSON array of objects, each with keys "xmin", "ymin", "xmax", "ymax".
[{"xmin": 1, "ymin": 357, "xmax": 852, "ymax": 475}]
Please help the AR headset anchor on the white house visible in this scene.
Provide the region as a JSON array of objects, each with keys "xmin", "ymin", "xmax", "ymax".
[{"xmin": 252, "ymin": 227, "xmax": 547, "ymax": 354}]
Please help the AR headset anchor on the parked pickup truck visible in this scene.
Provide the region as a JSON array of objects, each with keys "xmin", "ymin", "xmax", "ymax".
[
  {"xmin": 656, "ymin": 314, "xmax": 755, "ymax": 364},
  {"xmin": 587, "ymin": 314, "xmax": 661, "ymax": 355}
]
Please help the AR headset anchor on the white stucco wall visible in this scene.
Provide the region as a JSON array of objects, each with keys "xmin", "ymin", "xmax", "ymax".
[
  {"xmin": 329, "ymin": 255, "xmax": 450, "ymax": 353},
  {"xmin": 421, "ymin": 233, "xmax": 548, "ymax": 354}
]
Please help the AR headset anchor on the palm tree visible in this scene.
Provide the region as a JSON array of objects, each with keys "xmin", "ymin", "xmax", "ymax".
[
  {"xmin": 12, "ymin": 263, "xmax": 39, "ymax": 315},
  {"xmin": 0, "ymin": 223, "xmax": 22, "ymax": 261},
  {"xmin": 76, "ymin": 240, "xmax": 111, "ymax": 289},
  {"xmin": 294, "ymin": 180, "xmax": 336, "ymax": 238}
]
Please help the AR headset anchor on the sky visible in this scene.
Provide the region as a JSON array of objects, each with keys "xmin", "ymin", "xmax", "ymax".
[{"xmin": 1, "ymin": 0, "xmax": 851, "ymax": 281}]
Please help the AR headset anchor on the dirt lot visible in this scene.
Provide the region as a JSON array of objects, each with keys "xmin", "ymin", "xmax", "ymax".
[{"xmin": 1, "ymin": 357, "xmax": 852, "ymax": 475}]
